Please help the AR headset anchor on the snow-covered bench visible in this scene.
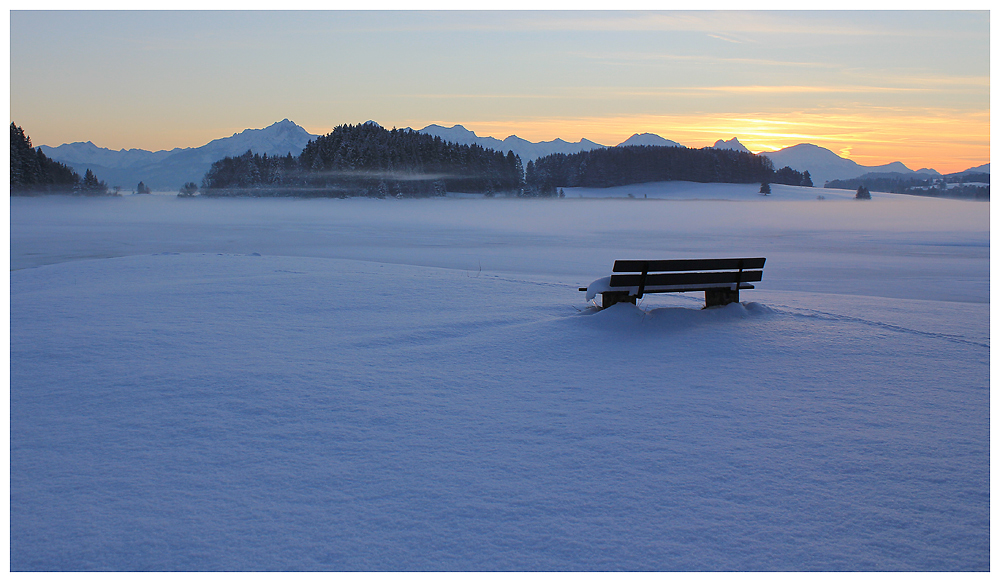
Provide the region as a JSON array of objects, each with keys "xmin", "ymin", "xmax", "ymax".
[{"xmin": 580, "ymin": 258, "xmax": 766, "ymax": 309}]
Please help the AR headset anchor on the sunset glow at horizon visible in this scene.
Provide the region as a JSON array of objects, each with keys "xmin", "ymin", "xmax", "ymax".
[{"xmin": 10, "ymin": 10, "xmax": 990, "ymax": 175}]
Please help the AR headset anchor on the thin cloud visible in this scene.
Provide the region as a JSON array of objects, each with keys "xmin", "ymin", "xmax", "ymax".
[
  {"xmin": 607, "ymin": 85, "xmax": 925, "ymax": 97},
  {"xmin": 573, "ymin": 51, "xmax": 838, "ymax": 69},
  {"xmin": 251, "ymin": 11, "xmax": 984, "ymax": 39},
  {"xmin": 705, "ymin": 33, "xmax": 748, "ymax": 44},
  {"xmin": 400, "ymin": 82, "xmax": 984, "ymax": 102},
  {"xmin": 398, "ymin": 94, "xmax": 572, "ymax": 101}
]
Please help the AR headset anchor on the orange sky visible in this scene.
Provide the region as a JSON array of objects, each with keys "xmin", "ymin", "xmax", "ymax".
[{"xmin": 427, "ymin": 108, "xmax": 990, "ymax": 174}]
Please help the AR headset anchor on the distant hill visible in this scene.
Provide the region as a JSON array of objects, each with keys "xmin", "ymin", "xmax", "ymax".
[
  {"xmin": 956, "ymin": 163, "xmax": 990, "ymax": 175},
  {"xmin": 201, "ymin": 123, "xmax": 523, "ymax": 198},
  {"xmin": 825, "ymin": 171, "xmax": 988, "ymax": 199},
  {"xmin": 527, "ymin": 143, "xmax": 773, "ymax": 193},
  {"xmin": 712, "ymin": 137, "xmax": 751, "ymax": 153},
  {"xmin": 760, "ymin": 143, "xmax": 940, "ymax": 187},
  {"xmin": 40, "ymin": 119, "xmax": 318, "ymax": 191}
]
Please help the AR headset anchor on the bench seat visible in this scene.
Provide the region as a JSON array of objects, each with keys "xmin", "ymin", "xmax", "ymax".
[{"xmin": 581, "ymin": 258, "xmax": 766, "ymax": 308}]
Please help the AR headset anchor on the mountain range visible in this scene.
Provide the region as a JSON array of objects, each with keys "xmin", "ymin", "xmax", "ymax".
[
  {"xmin": 411, "ymin": 124, "xmax": 608, "ymax": 165},
  {"xmin": 38, "ymin": 119, "xmax": 987, "ymax": 191},
  {"xmin": 39, "ymin": 119, "xmax": 317, "ymax": 192},
  {"xmin": 760, "ymin": 143, "xmax": 946, "ymax": 187}
]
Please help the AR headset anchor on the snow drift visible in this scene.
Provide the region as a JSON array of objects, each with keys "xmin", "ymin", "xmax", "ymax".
[{"xmin": 9, "ymin": 192, "xmax": 989, "ymax": 571}]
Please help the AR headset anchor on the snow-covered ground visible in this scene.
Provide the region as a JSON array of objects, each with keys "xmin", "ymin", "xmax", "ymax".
[
  {"xmin": 562, "ymin": 181, "xmax": 862, "ymax": 200},
  {"xmin": 9, "ymin": 190, "xmax": 989, "ymax": 571}
]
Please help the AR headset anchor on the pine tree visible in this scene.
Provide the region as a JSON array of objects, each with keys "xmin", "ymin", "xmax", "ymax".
[
  {"xmin": 801, "ymin": 171, "xmax": 813, "ymax": 187},
  {"xmin": 10, "ymin": 123, "xmax": 38, "ymax": 188},
  {"xmin": 179, "ymin": 182, "xmax": 198, "ymax": 197},
  {"xmin": 80, "ymin": 168, "xmax": 108, "ymax": 195},
  {"xmin": 760, "ymin": 181, "xmax": 771, "ymax": 195},
  {"xmin": 525, "ymin": 160, "xmax": 536, "ymax": 187},
  {"xmin": 10, "ymin": 123, "xmax": 98, "ymax": 194}
]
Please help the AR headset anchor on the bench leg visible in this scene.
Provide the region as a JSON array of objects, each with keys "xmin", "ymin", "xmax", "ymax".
[
  {"xmin": 602, "ymin": 292, "xmax": 636, "ymax": 309},
  {"xmin": 705, "ymin": 288, "xmax": 740, "ymax": 308}
]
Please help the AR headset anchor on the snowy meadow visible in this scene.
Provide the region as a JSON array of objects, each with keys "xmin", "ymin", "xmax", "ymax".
[{"xmin": 9, "ymin": 184, "xmax": 990, "ymax": 571}]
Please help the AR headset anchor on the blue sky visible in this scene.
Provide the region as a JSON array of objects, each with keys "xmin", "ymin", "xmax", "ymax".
[{"xmin": 9, "ymin": 10, "xmax": 990, "ymax": 172}]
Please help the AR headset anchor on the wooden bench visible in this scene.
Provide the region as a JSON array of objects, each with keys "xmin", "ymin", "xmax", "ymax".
[{"xmin": 580, "ymin": 258, "xmax": 766, "ymax": 309}]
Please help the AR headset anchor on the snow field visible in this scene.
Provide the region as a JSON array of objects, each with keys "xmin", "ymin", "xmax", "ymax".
[{"xmin": 9, "ymin": 193, "xmax": 990, "ymax": 570}]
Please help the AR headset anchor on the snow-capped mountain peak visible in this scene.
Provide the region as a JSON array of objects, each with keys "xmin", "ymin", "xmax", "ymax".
[
  {"xmin": 210, "ymin": 119, "xmax": 316, "ymax": 153},
  {"xmin": 616, "ymin": 133, "xmax": 682, "ymax": 148}
]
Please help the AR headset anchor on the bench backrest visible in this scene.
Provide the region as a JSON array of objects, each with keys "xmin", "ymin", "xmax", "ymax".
[{"xmin": 609, "ymin": 257, "xmax": 765, "ymax": 290}]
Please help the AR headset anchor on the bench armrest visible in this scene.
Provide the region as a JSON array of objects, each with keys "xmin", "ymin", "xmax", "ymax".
[{"xmin": 582, "ymin": 276, "xmax": 613, "ymax": 302}]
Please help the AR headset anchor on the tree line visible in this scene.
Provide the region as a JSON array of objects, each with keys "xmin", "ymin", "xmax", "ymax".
[
  {"xmin": 827, "ymin": 172, "xmax": 989, "ymax": 199},
  {"xmin": 10, "ymin": 123, "xmax": 110, "ymax": 195},
  {"xmin": 201, "ymin": 123, "xmax": 525, "ymax": 197},
  {"xmin": 523, "ymin": 145, "xmax": 810, "ymax": 195}
]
